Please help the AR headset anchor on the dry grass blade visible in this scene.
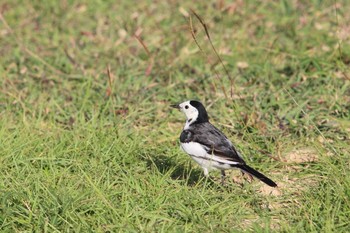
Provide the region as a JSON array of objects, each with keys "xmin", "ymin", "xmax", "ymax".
[
  {"xmin": 134, "ymin": 31, "xmax": 154, "ymax": 76},
  {"xmin": 189, "ymin": 15, "xmax": 227, "ymax": 98},
  {"xmin": 190, "ymin": 8, "xmax": 234, "ymax": 99},
  {"xmin": 134, "ymin": 34, "xmax": 151, "ymax": 57},
  {"xmin": 107, "ymin": 64, "xmax": 113, "ymax": 87},
  {"xmin": 106, "ymin": 64, "xmax": 113, "ymax": 97}
]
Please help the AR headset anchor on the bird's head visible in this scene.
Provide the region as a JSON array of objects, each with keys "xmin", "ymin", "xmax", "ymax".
[{"xmin": 171, "ymin": 100, "xmax": 209, "ymax": 124}]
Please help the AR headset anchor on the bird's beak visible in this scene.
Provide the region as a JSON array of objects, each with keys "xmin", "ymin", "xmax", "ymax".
[{"xmin": 170, "ymin": 104, "xmax": 180, "ymax": 109}]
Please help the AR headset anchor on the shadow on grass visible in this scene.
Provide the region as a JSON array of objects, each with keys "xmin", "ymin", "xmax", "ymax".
[{"xmin": 143, "ymin": 154, "xmax": 215, "ymax": 186}]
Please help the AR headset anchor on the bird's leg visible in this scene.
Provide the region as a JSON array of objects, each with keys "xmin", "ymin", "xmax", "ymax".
[
  {"xmin": 221, "ymin": 170, "xmax": 226, "ymax": 185},
  {"xmin": 203, "ymin": 168, "xmax": 209, "ymax": 177},
  {"xmin": 202, "ymin": 168, "xmax": 213, "ymax": 185}
]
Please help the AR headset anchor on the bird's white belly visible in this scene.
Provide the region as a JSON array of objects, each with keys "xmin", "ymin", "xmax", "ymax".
[
  {"xmin": 180, "ymin": 142, "xmax": 207, "ymax": 157},
  {"xmin": 180, "ymin": 142, "xmax": 231, "ymax": 171}
]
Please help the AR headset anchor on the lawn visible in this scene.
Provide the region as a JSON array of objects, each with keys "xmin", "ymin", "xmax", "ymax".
[{"xmin": 1, "ymin": 0, "xmax": 350, "ymax": 232}]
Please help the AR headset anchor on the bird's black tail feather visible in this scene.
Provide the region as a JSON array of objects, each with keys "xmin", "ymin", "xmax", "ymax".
[{"xmin": 236, "ymin": 164, "xmax": 277, "ymax": 187}]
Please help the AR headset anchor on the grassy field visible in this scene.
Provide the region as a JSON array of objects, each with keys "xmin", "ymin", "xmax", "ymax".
[{"xmin": 1, "ymin": 0, "xmax": 350, "ymax": 232}]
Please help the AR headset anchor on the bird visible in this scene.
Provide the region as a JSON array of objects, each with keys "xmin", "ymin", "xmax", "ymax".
[{"xmin": 171, "ymin": 100, "xmax": 277, "ymax": 187}]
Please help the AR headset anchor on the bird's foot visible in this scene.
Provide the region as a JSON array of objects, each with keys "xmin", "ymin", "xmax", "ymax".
[{"xmin": 220, "ymin": 170, "xmax": 226, "ymax": 186}]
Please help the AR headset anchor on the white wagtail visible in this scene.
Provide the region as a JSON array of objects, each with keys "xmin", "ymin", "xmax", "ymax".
[{"xmin": 171, "ymin": 100, "xmax": 277, "ymax": 187}]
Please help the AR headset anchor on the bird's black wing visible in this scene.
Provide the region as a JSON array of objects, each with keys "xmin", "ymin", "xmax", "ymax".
[{"xmin": 188, "ymin": 122, "xmax": 245, "ymax": 164}]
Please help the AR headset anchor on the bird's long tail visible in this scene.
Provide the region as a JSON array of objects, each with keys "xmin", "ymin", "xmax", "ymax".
[{"xmin": 236, "ymin": 164, "xmax": 277, "ymax": 187}]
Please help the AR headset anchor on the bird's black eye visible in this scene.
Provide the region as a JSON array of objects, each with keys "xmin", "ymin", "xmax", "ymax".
[{"xmin": 185, "ymin": 105, "xmax": 189, "ymax": 109}]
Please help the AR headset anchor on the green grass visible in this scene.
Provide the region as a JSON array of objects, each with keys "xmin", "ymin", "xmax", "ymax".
[{"xmin": 1, "ymin": 0, "xmax": 350, "ymax": 232}]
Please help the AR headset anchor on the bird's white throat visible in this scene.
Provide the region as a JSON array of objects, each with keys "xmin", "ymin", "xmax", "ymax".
[{"xmin": 184, "ymin": 118, "xmax": 193, "ymax": 129}]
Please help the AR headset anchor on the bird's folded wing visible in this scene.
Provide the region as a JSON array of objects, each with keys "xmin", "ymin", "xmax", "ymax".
[{"xmin": 190, "ymin": 124, "xmax": 245, "ymax": 164}]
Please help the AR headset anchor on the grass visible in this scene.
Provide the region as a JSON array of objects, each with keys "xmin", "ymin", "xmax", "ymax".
[{"xmin": 1, "ymin": 0, "xmax": 350, "ymax": 232}]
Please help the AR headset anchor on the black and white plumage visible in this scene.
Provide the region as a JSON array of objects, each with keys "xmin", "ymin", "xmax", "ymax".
[{"xmin": 171, "ymin": 100, "xmax": 277, "ymax": 187}]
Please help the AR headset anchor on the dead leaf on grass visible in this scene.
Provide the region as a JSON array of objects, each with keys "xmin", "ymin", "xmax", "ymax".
[
  {"xmin": 259, "ymin": 185, "xmax": 282, "ymax": 196},
  {"xmin": 283, "ymin": 147, "xmax": 319, "ymax": 163},
  {"xmin": 237, "ymin": 61, "xmax": 249, "ymax": 69}
]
